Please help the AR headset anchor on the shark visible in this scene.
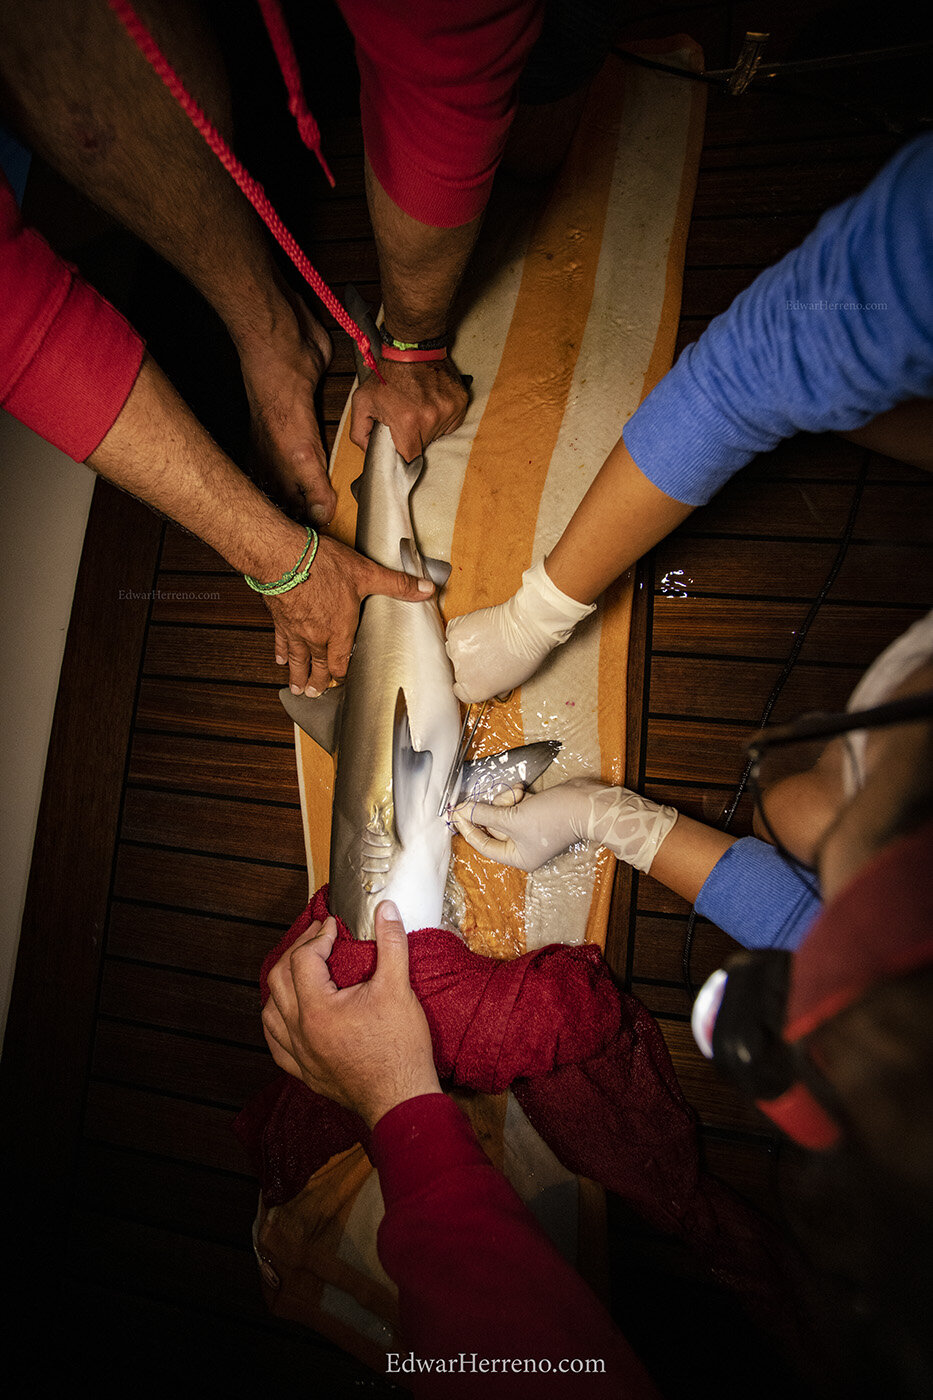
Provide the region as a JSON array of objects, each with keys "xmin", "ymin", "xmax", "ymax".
[{"xmin": 279, "ymin": 308, "xmax": 558, "ymax": 939}]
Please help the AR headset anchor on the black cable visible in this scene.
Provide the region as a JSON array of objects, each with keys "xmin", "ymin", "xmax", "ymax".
[{"xmin": 681, "ymin": 457, "xmax": 869, "ymax": 995}]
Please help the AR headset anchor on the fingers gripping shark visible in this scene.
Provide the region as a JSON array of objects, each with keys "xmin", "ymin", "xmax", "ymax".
[{"xmin": 280, "ymin": 309, "xmax": 557, "ymax": 939}]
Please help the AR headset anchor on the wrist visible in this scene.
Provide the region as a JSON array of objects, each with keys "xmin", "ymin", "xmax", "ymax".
[
  {"xmin": 240, "ymin": 515, "xmax": 310, "ymax": 586},
  {"xmin": 359, "ymin": 1067, "xmax": 444, "ymax": 1130}
]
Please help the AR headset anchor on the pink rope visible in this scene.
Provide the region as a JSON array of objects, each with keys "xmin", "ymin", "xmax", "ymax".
[
  {"xmin": 107, "ymin": 0, "xmax": 381, "ymax": 378},
  {"xmin": 255, "ymin": 0, "xmax": 335, "ymax": 188}
]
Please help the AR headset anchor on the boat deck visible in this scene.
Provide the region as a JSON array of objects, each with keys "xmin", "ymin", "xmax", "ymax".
[{"xmin": 3, "ymin": 2, "xmax": 931, "ymax": 1392}]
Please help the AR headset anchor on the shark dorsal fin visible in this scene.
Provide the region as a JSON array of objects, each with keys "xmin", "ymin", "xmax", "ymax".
[{"xmin": 279, "ymin": 685, "xmax": 345, "ymax": 756}]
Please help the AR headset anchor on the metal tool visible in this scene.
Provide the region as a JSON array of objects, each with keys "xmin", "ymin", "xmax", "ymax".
[{"xmin": 437, "ymin": 699, "xmax": 490, "ymax": 816}]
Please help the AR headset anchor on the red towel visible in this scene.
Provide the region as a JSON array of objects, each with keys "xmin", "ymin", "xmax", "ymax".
[{"xmin": 235, "ymin": 885, "xmax": 805, "ymax": 1341}]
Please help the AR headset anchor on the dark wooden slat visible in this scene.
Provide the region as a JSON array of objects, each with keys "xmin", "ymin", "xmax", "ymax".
[
  {"xmin": 652, "ymin": 597, "xmax": 928, "ymax": 663},
  {"xmin": 632, "ymin": 914, "xmax": 741, "ymax": 985},
  {"xmin": 700, "ymin": 1134, "xmax": 778, "ymax": 1215},
  {"xmin": 160, "ymin": 527, "xmax": 234, "ymax": 571},
  {"xmin": 692, "ymin": 156, "xmax": 887, "ymax": 218},
  {"xmin": 75, "ymin": 1142, "xmax": 259, "ymax": 1245},
  {"xmin": 83, "ymin": 1081, "xmax": 253, "ymax": 1173},
  {"xmin": 686, "ymin": 213, "xmax": 817, "ymax": 268},
  {"xmin": 653, "ymin": 539, "xmax": 932, "ymax": 604},
  {"xmin": 50, "ymin": 1276, "xmax": 392, "ymax": 1397},
  {"xmin": 128, "ymin": 732, "xmax": 300, "ymax": 802},
  {"xmin": 121, "ymin": 789, "xmax": 305, "ymax": 865},
  {"xmin": 684, "ymin": 480, "xmax": 854, "ymax": 539},
  {"xmin": 99, "ymin": 959, "xmax": 265, "ymax": 1047},
  {"xmin": 107, "ymin": 903, "xmax": 280, "ymax": 980},
  {"xmin": 699, "ymin": 132, "xmax": 898, "ymax": 171},
  {"xmin": 743, "ymin": 432, "xmax": 864, "ymax": 481},
  {"xmin": 144, "ymin": 625, "xmax": 282, "ymax": 684},
  {"xmin": 67, "ymin": 1209, "xmax": 263, "ymax": 1309},
  {"xmin": 649, "ymin": 655, "xmax": 861, "ymax": 722},
  {"xmin": 0, "ymin": 482, "xmax": 162, "ymax": 1230},
  {"xmin": 136, "ymin": 677, "xmax": 292, "ymax": 742},
  {"xmin": 150, "ymin": 573, "xmax": 267, "ymax": 625},
  {"xmin": 680, "ymin": 266, "xmax": 761, "ymax": 317},
  {"xmin": 659, "ymin": 1021, "xmax": 763, "ymax": 1132},
  {"xmin": 113, "ymin": 845, "xmax": 307, "ymax": 925},
  {"xmin": 853, "ymin": 480, "xmax": 933, "ymax": 542},
  {"xmin": 642, "ymin": 779, "xmax": 756, "ymax": 833},
  {"xmin": 92, "ymin": 1020, "xmax": 275, "ymax": 1105},
  {"xmin": 636, "ymin": 874, "xmax": 696, "ymax": 917},
  {"xmin": 645, "ymin": 717, "xmax": 759, "ymax": 785}
]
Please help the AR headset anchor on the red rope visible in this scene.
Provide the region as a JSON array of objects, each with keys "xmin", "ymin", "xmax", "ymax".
[
  {"xmin": 107, "ymin": 0, "xmax": 381, "ymax": 379},
  {"xmin": 255, "ymin": 0, "xmax": 335, "ymax": 188}
]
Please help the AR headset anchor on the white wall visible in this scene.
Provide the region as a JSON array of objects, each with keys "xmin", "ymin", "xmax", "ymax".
[{"xmin": 0, "ymin": 410, "xmax": 95, "ymax": 1050}]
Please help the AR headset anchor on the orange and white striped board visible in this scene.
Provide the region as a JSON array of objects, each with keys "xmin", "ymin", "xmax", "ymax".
[{"xmin": 295, "ymin": 39, "xmax": 706, "ymax": 959}]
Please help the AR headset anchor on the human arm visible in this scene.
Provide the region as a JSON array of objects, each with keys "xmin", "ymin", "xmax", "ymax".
[
  {"xmin": 452, "ymin": 778, "xmax": 717, "ymax": 888},
  {"xmin": 338, "ymin": 0, "xmax": 542, "ymax": 459},
  {"xmin": 261, "ymin": 899, "xmax": 658, "ymax": 1398},
  {"xmin": 88, "ymin": 355, "xmax": 434, "ymax": 696},
  {"xmin": 447, "ymin": 135, "xmax": 933, "ymax": 702}
]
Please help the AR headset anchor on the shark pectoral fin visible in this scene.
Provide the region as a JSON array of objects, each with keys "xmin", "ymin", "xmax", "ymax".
[
  {"xmin": 398, "ymin": 538, "xmax": 451, "ymax": 589},
  {"xmin": 458, "ymin": 740, "xmax": 562, "ymax": 803},
  {"xmin": 393, "ymin": 689, "xmax": 435, "ymax": 845},
  {"xmin": 422, "ymin": 555, "xmax": 452, "ymax": 589},
  {"xmin": 279, "ymin": 685, "xmax": 345, "ymax": 755}
]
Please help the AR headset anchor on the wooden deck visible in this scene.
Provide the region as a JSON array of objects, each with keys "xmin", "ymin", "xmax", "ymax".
[{"xmin": 3, "ymin": 3, "xmax": 931, "ymax": 1393}]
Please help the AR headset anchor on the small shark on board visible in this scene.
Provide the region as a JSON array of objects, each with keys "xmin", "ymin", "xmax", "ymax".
[{"xmin": 279, "ymin": 295, "xmax": 558, "ymax": 939}]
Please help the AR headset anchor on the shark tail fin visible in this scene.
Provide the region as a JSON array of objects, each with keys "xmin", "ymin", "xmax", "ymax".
[{"xmin": 458, "ymin": 740, "xmax": 561, "ymax": 804}]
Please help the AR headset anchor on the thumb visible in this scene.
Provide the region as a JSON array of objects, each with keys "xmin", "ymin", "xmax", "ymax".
[
  {"xmin": 365, "ymin": 561, "xmax": 435, "ymax": 602},
  {"xmin": 373, "ymin": 900, "xmax": 412, "ymax": 990}
]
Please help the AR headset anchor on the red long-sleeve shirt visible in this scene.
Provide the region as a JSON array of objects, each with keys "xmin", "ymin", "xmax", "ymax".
[
  {"xmin": 0, "ymin": 172, "xmax": 144, "ymax": 460},
  {"xmin": 336, "ymin": 0, "xmax": 543, "ymax": 227},
  {"xmin": 370, "ymin": 1093, "xmax": 660, "ymax": 1399}
]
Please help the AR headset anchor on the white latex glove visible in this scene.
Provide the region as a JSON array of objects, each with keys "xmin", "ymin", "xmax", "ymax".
[
  {"xmin": 452, "ymin": 777, "xmax": 679, "ymax": 874},
  {"xmin": 445, "ymin": 559, "xmax": 596, "ymax": 703}
]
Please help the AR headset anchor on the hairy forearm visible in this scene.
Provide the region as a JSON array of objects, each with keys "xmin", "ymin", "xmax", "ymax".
[
  {"xmin": 544, "ymin": 436, "xmax": 694, "ymax": 603},
  {"xmin": 364, "ymin": 156, "xmax": 482, "ymax": 341},
  {"xmin": 88, "ymin": 353, "xmax": 306, "ymax": 579}
]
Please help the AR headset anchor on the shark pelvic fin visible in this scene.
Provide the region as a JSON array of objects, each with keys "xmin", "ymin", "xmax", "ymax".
[
  {"xmin": 458, "ymin": 740, "xmax": 561, "ymax": 803},
  {"xmin": 279, "ymin": 685, "xmax": 345, "ymax": 755}
]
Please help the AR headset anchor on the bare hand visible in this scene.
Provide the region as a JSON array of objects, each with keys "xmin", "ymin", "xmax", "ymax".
[
  {"xmin": 238, "ymin": 283, "xmax": 337, "ymax": 526},
  {"xmin": 349, "ymin": 356, "xmax": 468, "ymax": 463},
  {"xmin": 262, "ymin": 903, "xmax": 443, "ymax": 1129},
  {"xmin": 266, "ymin": 534, "xmax": 434, "ymax": 696}
]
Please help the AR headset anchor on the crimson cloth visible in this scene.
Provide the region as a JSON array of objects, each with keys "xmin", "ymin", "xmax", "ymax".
[
  {"xmin": 336, "ymin": 0, "xmax": 543, "ymax": 227},
  {"xmin": 0, "ymin": 172, "xmax": 144, "ymax": 460},
  {"xmin": 235, "ymin": 886, "xmax": 804, "ymax": 1344},
  {"xmin": 371, "ymin": 1092, "xmax": 659, "ymax": 1398}
]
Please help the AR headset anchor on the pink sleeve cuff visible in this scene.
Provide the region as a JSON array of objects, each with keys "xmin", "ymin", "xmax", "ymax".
[
  {"xmin": 369, "ymin": 1094, "xmax": 486, "ymax": 1206},
  {"xmin": 338, "ymin": 0, "xmax": 543, "ymax": 227},
  {"xmin": 1, "ymin": 175, "xmax": 144, "ymax": 461}
]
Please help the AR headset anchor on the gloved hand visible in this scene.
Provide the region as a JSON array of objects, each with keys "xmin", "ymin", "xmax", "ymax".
[
  {"xmin": 452, "ymin": 777, "xmax": 679, "ymax": 874},
  {"xmin": 445, "ymin": 559, "xmax": 596, "ymax": 703}
]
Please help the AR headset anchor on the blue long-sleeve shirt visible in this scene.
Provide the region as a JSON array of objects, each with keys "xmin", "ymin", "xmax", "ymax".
[
  {"xmin": 624, "ymin": 134, "xmax": 933, "ymax": 505},
  {"xmin": 694, "ymin": 837, "xmax": 821, "ymax": 951}
]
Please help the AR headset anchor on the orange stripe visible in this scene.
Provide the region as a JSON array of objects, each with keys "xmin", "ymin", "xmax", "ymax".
[
  {"xmin": 586, "ymin": 57, "xmax": 707, "ymax": 947},
  {"xmin": 447, "ymin": 58, "xmax": 629, "ymax": 957}
]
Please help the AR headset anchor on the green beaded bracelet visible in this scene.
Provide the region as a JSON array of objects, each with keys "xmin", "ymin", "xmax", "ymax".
[{"xmin": 244, "ymin": 527, "xmax": 319, "ymax": 596}]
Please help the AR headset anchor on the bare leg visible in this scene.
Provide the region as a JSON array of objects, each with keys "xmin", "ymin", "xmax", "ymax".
[{"xmin": 0, "ymin": 0, "xmax": 336, "ymax": 523}]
